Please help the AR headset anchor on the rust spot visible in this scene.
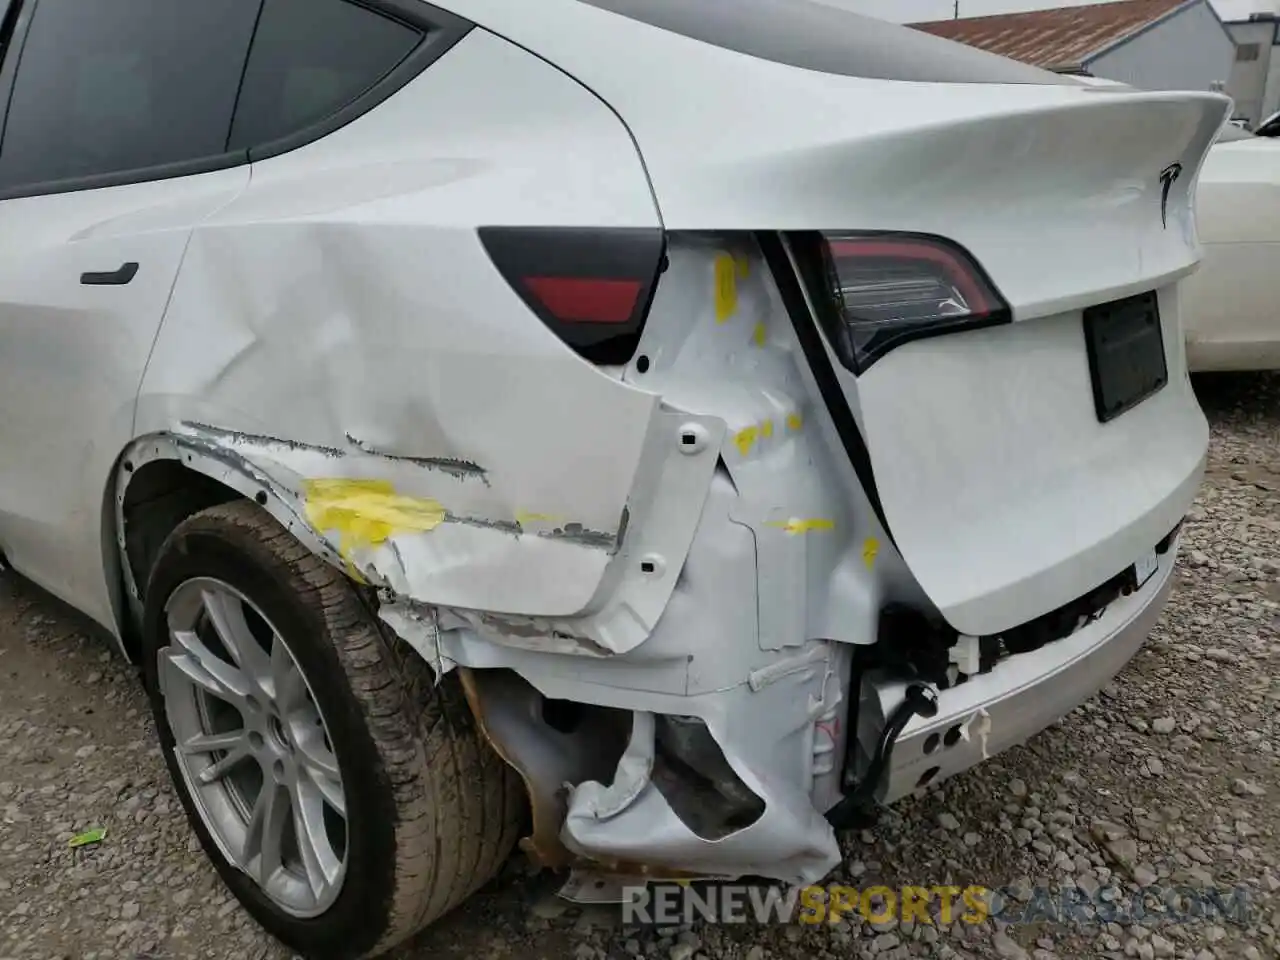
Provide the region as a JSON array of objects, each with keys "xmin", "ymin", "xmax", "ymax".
[{"xmin": 458, "ymin": 668, "xmax": 575, "ymax": 870}]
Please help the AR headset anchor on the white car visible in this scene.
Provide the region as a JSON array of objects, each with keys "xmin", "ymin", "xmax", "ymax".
[
  {"xmin": 1180, "ymin": 124, "xmax": 1280, "ymax": 371},
  {"xmin": 1254, "ymin": 109, "xmax": 1280, "ymax": 137},
  {"xmin": 0, "ymin": 0, "xmax": 1225, "ymax": 956}
]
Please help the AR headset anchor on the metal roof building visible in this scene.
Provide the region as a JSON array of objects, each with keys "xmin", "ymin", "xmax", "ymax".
[{"xmin": 912, "ymin": 0, "xmax": 1236, "ymax": 92}]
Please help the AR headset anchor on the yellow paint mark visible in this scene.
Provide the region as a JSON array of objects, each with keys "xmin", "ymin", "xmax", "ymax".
[
  {"xmin": 786, "ymin": 413, "xmax": 804, "ymax": 432},
  {"xmin": 862, "ymin": 537, "xmax": 881, "ymax": 569},
  {"xmin": 303, "ymin": 478, "xmax": 446, "ymax": 561},
  {"xmin": 734, "ymin": 426, "xmax": 758, "ymax": 457},
  {"xmin": 752, "ymin": 322, "xmax": 767, "ymax": 347},
  {"xmin": 515, "ymin": 511, "xmax": 563, "ymax": 526},
  {"xmin": 766, "ymin": 518, "xmax": 836, "ymax": 535},
  {"xmin": 734, "ymin": 254, "xmax": 751, "ymax": 280},
  {"xmin": 714, "ymin": 254, "xmax": 737, "ymax": 324},
  {"xmin": 762, "ymin": 419, "xmax": 774, "ymax": 439}
]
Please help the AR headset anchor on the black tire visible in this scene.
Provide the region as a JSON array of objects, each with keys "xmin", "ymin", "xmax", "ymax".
[{"xmin": 140, "ymin": 500, "xmax": 525, "ymax": 959}]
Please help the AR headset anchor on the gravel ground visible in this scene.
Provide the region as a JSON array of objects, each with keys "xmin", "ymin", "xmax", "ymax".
[{"xmin": 1, "ymin": 373, "xmax": 1277, "ymax": 960}]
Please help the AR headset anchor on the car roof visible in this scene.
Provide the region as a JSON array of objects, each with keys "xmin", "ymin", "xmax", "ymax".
[{"xmin": 446, "ymin": 0, "xmax": 1074, "ymax": 86}]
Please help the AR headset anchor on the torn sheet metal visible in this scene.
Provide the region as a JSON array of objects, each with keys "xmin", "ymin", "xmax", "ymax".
[
  {"xmin": 126, "ymin": 231, "xmax": 904, "ymax": 882},
  {"xmin": 619, "ymin": 236, "xmax": 931, "ymax": 654},
  {"xmin": 853, "ymin": 557, "xmax": 1172, "ymax": 804},
  {"xmin": 459, "ymin": 667, "xmax": 630, "ymax": 869},
  {"xmin": 163, "ymin": 409, "xmax": 723, "ymax": 656},
  {"xmin": 377, "ymin": 602, "xmax": 455, "ymax": 677},
  {"xmin": 127, "ymin": 46, "xmax": 717, "ymax": 656},
  {"xmin": 568, "ymin": 712, "xmax": 656, "ymax": 822},
  {"xmin": 107, "ymin": 47, "xmax": 910, "ymax": 886},
  {"xmin": 561, "ymin": 702, "xmax": 841, "ymax": 886}
]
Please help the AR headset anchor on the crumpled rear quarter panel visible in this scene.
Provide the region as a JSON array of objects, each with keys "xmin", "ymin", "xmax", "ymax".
[
  {"xmin": 130, "ymin": 20, "xmax": 934, "ymax": 886},
  {"xmin": 135, "ymin": 28, "xmax": 709, "ymax": 653}
]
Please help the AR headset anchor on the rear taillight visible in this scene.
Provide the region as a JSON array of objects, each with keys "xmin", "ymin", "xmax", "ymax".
[
  {"xmin": 798, "ymin": 232, "xmax": 1011, "ymax": 374},
  {"xmin": 478, "ymin": 226, "xmax": 665, "ymax": 365}
]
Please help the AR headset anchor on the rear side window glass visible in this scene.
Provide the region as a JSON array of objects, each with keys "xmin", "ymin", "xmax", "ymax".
[
  {"xmin": 0, "ymin": 0, "xmax": 260, "ymax": 188},
  {"xmin": 229, "ymin": 0, "xmax": 423, "ymax": 152},
  {"xmin": 577, "ymin": 0, "xmax": 1069, "ymax": 85}
]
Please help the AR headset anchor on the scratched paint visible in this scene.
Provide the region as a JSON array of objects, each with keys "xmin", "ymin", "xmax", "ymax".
[
  {"xmin": 862, "ymin": 537, "xmax": 880, "ymax": 569},
  {"xmin": 303, "ymin": 478, "xmax": 446, "ymax": 560}
]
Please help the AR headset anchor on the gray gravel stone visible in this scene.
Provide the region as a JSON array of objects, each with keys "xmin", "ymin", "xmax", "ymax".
[
  {"xmin": 994, "ymin": 931, "xmax": 1029, "ymax": 959},
  {"xmin": 3, "ymin": 373, "xmax": 1280, "ymax": 960}
]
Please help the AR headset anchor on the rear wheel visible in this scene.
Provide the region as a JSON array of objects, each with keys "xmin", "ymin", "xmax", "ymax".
[{"xmin": 141, "ymin": 500, "xmax": 524, "ymax": 959}]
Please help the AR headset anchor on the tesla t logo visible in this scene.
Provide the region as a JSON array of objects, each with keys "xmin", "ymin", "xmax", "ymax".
[{"xmin": 1159, "ymin": 162, "xmax": 1183, "ymax": 229}]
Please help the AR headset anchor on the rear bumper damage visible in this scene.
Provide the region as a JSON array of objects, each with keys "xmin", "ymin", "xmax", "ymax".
[
  {"xmin": 119, "ymin": 233, "xmax": 1197, "ymax": 887},
  {"xmin": 855, "ymin": 546, "xmax": 1176, "ymax": 807},
  {"xmin": 459, "ymin": 530, "xmax": 1178, "ymax": 885}
]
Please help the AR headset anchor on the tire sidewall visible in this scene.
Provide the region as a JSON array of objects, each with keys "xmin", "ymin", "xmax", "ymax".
[{"xmin": 142, "ymin": 518, "xmax": 403, "ymax": 960}]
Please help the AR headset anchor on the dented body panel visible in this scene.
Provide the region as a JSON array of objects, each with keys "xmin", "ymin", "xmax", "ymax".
[
  {"xmin": 135, "ymin": 30, "xmax": 717, "ymax": 655},
  {"xmin": 0, "ymin": 0, "xmax": 1214, "ymax": 894}
]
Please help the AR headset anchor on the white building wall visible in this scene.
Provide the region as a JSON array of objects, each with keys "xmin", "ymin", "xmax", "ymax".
[
  {"xmin": 1260, "ymin": 29, "xmax": 1280, "ymax": 117},
  {"xmin": 1226, "ymin": 19, "xmax": 1276, "ymax": 123},
  {"xmin": 1086, "ymin": 0, "xmax": 1235, "ymax": 93},
  {"xmin": 1212, "ymin": 0, "xmax": 1280, "ymax": 21}
]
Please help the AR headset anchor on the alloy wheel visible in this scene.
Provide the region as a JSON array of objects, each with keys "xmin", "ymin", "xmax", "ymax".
[{"xmin": 159, "ymin": 578, "xmax": 348, "ymax": 917}]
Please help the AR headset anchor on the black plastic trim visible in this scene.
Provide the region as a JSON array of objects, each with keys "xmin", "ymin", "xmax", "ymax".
[
  {"xmin": 0, "ymin": 152, "xmax": 252, "ymax": 203},
  {"xmin": 225, "ymin": 0, "xmax": 268, "ymax": 152},
  {"xmin": 81, "ymin": 262, "xmax": 139, "ymax": 286},
  {"xmin": 757, "ymin": 231, "xmax": 892, "ymax": 541},
  {"xmin": 0, "ymin": 0, "xmax": 38, "ymax": 175},
  {"xmin": 1082, "ymin": 290, "xmax": 1168, "ymax": 424},
  {"xmin": 0, "ymin": 0, "xmax": 472, "ymax": 202},
  {"xmin": 244, "ymin": 0, "xmax": 472, "ymax": 163},
  {"xmin": 478, "ymin": 225, "xmax": 665, "ymax": 366}
]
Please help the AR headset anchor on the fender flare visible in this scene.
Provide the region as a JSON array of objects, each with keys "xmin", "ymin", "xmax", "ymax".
[{"xmin": 111, "ymin": 431, "xmax": 347, "ymax": 635}]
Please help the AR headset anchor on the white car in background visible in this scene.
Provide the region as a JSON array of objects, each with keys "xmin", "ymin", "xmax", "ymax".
[
  {"xmin": 1253, "ymin": 109, "xmax": 1280, "ymax": 137},
  {"xmin": 1065, "ymin": 79, "xmax": 1280, "ymax": 372},
  {"xmin": 1180, "ymin": 124, "xmax": 1280, "ymax": 372}
]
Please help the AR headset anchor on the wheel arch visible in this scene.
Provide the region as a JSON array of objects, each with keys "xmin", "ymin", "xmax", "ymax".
[{"xmin": 108, "ymin": 432, "xmax": 345, "ymax": 661}]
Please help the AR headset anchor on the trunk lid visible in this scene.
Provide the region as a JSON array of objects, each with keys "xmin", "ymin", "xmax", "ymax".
[{"xmin": 456, "ymin": 2, "xmax": 1226, "ymax": 634}]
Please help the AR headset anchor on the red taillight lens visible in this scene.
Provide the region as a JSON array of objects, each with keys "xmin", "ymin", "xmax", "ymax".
[
  {"xmin": 804, "ymin": 232, "xmax": 1010, "ymax": 374},
  {"xmin": 478, "ymin": 226, "xmax": 665, "ymax": 365}
]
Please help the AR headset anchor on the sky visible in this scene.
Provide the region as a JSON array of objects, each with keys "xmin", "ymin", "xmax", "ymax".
[{"xmin": 833, "ymin": 0, "xmax": 1267, "ymax": 22}]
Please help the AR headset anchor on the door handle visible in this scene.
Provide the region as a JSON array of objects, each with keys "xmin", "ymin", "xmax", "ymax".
[{"xmin": 80, "ymin": 262, "xmax": 139, "ymax": 285}]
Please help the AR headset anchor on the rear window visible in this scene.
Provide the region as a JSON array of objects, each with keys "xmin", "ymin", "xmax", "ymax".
[
  {"xmin": 578, "ymin": 0, "xmax": 1071, "ymax": 85},
  {"xmin": 228, "ymin": 0, "xmax": 423, "ymax": 151}
]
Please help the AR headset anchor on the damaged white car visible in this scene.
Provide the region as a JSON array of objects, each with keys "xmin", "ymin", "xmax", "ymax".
[{"xmin": 0, "ymin": 0, "xmax": 1226, "ymax": 956}]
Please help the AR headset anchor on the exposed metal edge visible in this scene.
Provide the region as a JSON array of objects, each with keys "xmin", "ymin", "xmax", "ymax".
[{"xmin": 112, "ymin": 432, "xmax": 348, "ymax": 648}]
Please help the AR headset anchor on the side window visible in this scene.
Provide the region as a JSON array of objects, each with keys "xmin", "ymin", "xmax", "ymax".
[
  {"xmin": 0, "ymin": 0, "xmax": 260, "ymax": 189},
  {"xmin": 229, "ymin": 0, "xmax": 423, "ymax": 152}
]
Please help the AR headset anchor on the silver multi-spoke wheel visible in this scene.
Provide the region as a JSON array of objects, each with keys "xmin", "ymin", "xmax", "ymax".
[
  {"xmin": 143, "ymin": 502, "xmax": 524, "ymax": 957},
  {"xmin": 161, "ymin": 578, "xmax": 347, "ymax": 917}
]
